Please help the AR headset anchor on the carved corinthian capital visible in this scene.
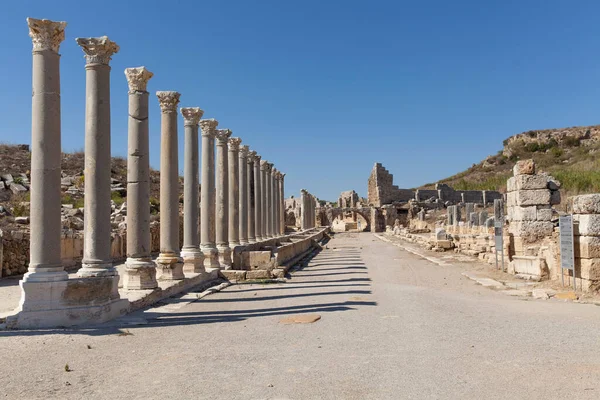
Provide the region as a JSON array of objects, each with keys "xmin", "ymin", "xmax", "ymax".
[
  {"xmin": 228, "ymin": 137, "xmax": 242, "ymax": 151},
  {"xmin": 181, "ymin": 107, "xmax": 204, "ymax": 126},
  {"xmin": 239, "ymin": 145, "xmax": 249, "ymax": 158},
  {"xmin": 27, "ymin": 18, "xmax": 67, "ymax": 53},
  {"xmin": 200, "ymin": 119, "xmax": 218, "ymax": 137},
  {"xmin": 124, "ymin": 67, "xmax": 153, "ymax": 93},
  {"xmin": 156, "ymin": 91, "xmax": 181, "ymax": 113},
  {"xmin": 76, "ymin": 36, "xmax": 119, "ymax": 65},
  {"xmin": 260, "ymin": 160, "xmax": 269, "ymax": 170},
  {"xmin": 247, "ymin": 150, "xmax": 257, "ymax": 163},
  {"xmin": 215, "ymin": 129, "xmax": 232, "ymax": 144}
]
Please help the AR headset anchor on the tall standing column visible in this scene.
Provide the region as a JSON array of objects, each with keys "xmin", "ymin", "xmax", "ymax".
[
  {"xmin": 200, "ymin": 119, "xmax": 219, "ymax": 270},
  {"xmin": 254, "ymin": 154, "xmax": 263, "ymax": 241},
  {"xmin": 228, "ymin": 137, "xmax": 241, "ymax": 247},
  {"xmin": 300, "ymin": 189, "xmax": 308, "ymax": 231},
  {"xmin": 181, "ymin": 107, "xmax": 204, "ymax": 274},
  {"xmin": 260, "ymin": 160, "xmax": 269, "ymax": 240},
  {"xmin": 265, "ymin": 163, "xmax": 273, "ymax": 239},
  {"xmin": 279, "ymin": 173, "xmax": 286, "ymax": 235},
  {"xmin": 23, "ymin": 18, "xmax": 68, "ymax": 283},
  {"xmin": 247, "ymin": 151, "xmax": 257, "ymax": 243},
  {"xmin": 216, "ymin": 129, "xmax": 232, "ymax": 267},
  {"xmin": 155, "ymin": 91, "xmax": 184, "ymax": 280},
  {"xmin": 123, "ymin": 67, "xmax": 157, "ymax": 289},
  {"xmin": 238, "ymin": 145, "xmax": 249, "ymax": 245},
  {"xmin": 273, "ymin": 169, "xmax": 279, "ymax": 236},
  {"xmin": 76, "ymin": 36, "xmax": 119, "ymax": 278}
]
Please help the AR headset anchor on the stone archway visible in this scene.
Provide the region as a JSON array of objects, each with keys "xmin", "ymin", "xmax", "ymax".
[{"xmin": 321, "ymin": 207, "xmax": 372, "ymax": 232}]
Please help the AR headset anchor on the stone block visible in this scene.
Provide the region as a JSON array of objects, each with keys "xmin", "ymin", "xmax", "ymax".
[
  {"xmin": 220, "ymin": 270, "xmax": 246, "ymax": 281},
  {"xmin": 550, "ymin": 190, "xmax": 561, "ymax": 205},
  {"xmin": 509, "ymin": 206, "xmax": 537, "ymax": 221},
  {"xmin": 248, "ymin": 251, "xmax": 272, "ymax": 268},
  {"xmin": 506, "ymin": 192, "xmax": 516, "ymax": 207},
  {"xmin": 536, "ymin": 207, "xmax": 553, "ymax": 222},
  {"xmin": 574, "ymin": 236, "xmax": 600, "ymax": 259},
  {"xmin": 514, "ymin": 189, "xmax": 551, "ymax": 206},
  {"xmin": 573, "ymin": 214, "xmax": 600, "ymax": 236},
  {"xmin": 246, "ymin": 270, "xmax": 271, "ymax": 280},
  {"xmin": 9, "ymin": 183, "xmax": 27, "ymax": 194},
  {"xmin": 575, "ymin": 258, "xmax": 600, "ymax": 280},
  {"xmin": 572, "ymin": 194, "xmax": 600, "ymax": 215},
  {"xmin": 511, "ymin": 174, "xmax": 548, "ymax": 191},
  {"xmin": 436, "ymin": 239, "xmax": 453, "ymax": 249},
  {"xmin": 508, "ymin": 221, "xmax": 554, "ymax": 242},
  {"xmin": 513, "ymin": 159, "xmax": 535, "ymax": 176}
]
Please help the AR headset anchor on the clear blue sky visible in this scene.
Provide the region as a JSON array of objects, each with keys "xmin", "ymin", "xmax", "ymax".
[{"xmin": 2, "ymin": 0, "xmax": 599, "ymax": 201}]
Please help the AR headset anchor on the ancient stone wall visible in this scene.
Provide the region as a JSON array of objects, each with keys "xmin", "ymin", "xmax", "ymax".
[{"xmin": 571, "ymin": 195, "xmax": 600, "ymax": 291}]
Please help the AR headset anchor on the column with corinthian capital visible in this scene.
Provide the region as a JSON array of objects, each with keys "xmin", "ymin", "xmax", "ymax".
[
  {"xmin": 216, "ymin": 129, "xmax": 232, "ymax": 267},
  {"xmin": 254, "ymin": 154, "xmax": 263, "ymax": 241},
  {"xmin": 247, "ymin": 151, "xmax": 257, "ymax": 243},
  {"xmin": 279, "ymin": 173, "xmax": 286, "ymax": 234},
  {"xmin": 23, "ymin": 18, "xmax": 68, "ymax": 283},
  {"xmin": 238, "ymin": 145, "xmax": 249, "ymax": 245},
  {"xmin": 200, "ymin": 119, "xmax": 219, "ymax": 270},
  {"xmin": 228, "ymin": 137, "xmax": 241, "ymax": 248},
  {"xmin": 273, "ymin": 170, "xmax": 280, "ymax": 236},
  {"xmin": 76, "ymin": 36, "xmax": 120, "ymax": 278},
  {"xmin": 122, "ymin": 67, "xmax": 157, "ymax": 289},
  {"xmin": 155, "ymin": 91, "xmax": 184, "ymax": 280},
  {"xmin": 181, "ymin": 107, "xmax": 204, "ymax": 274},
  {"xmin": 260, "ymin": 160, "xmax": 269, "ymax": 240}
]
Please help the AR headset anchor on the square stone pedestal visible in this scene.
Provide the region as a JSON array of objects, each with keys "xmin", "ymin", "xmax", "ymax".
[{"xmin": 6, "ymin": 276, "xmax": 129, "ymax": 329}]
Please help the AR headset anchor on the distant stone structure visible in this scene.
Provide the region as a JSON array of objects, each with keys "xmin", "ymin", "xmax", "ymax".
[
  {"xmin": 367, "ymin": 163, "xmax": 503, "ymax": 207},
  {"xmin": 338, "ymin": 190, "xmax": 359, "ymax": 208}
]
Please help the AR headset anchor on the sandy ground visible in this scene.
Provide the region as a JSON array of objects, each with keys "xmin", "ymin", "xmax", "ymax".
[{"xmin": 1, "ymin": 232, "xmax": 600, "ymax": 399}]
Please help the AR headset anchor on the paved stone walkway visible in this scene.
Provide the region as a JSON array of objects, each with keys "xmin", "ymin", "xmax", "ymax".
[{"xmin": 1, "ymin": 232, "xmax": 600, "ymax": 399}]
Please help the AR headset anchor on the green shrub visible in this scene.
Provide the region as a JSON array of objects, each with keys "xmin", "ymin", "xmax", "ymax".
[
  {"xmin": 563, "ymin": 136, "xmax": 581, "ymax": 147},
  {"xmin": 111, "ymin": 191, "xmax": 125, "ymax": 206}
]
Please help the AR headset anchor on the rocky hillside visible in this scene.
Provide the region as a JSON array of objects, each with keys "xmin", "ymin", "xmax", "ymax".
[
  {"xmin": 0, "ymin": 144, "xmax": 166, "ymax": 228},
  {"xmin": 422, "ymin": 124, "xmax": 600, "ymax": 200}
]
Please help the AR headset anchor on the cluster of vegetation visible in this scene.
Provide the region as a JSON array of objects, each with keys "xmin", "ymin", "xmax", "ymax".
[{"xmin": 61, "ymin": 194, "xmax": 85, "ymax": 208}]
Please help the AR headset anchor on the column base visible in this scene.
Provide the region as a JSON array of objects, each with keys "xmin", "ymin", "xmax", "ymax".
[
  {"xmin": 122, "ymin": 258, "xmax": 158, "ymax": 290},
  {"xmin": 22, "ymin": 263, "xmax": 69, "ymax": 283},
  {"xmin": 239, "ymin": 239, "xmax": 249, "ymax": 245},
  {"xmin": 156, "ymin": 253, "xmax": 184, "ymax": 280},
  {"xmin": 78, "ymin": 261, "xmax": 117, "ymax": 278},
  {"xmin": 217, "ymin": 245, "xmax": 232, "ymax": 269},
  {"xmin": 181, "ymin": 248, "xmax": 205, "ymax": 274},
  {"xmin": 7, "ymin": 275, "xmax": 129, "ymax": 329},
  {"xmin": 247, "ymin": 238, "xmax": 256, "ymax": 244},
  {"xmin": 201, "ymin": 245, "xmax": 220, "ymax": 272}
]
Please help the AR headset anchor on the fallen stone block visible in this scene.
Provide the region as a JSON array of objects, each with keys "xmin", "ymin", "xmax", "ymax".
[
  {"xmin": 513, "ymin": 159, "xmax": 535, "ymax": 176},
  {"xmin": 9, "ymin": 183, "xmax": 28, "ymax": 194}
]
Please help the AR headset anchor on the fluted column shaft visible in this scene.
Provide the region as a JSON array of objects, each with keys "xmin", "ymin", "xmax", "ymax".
[
  {"xmin": 260, "ymin": 161, "xmax": 268, "ymax": 240},
  {"xmin": 254, "ymin": 155, "xmax": 262, "ymax": 241},
  {"xmin": 265, "ymin": 165, "xmax": 273, "ymax": 238},
  {"xmin": 123, "ymin": 67, "xmax": 157, "ymax": 289},
  {"xmin": 74, "ymin": 37, "xmax": 119, "ymax": 277},
  {"xmin": 216, "ymin": 129, "xmax": 232, "ymax": 266},
  {"xmin": 24, "ymin": 18, "xmax": 67, "ymax": 283},
  {"xmin": 239, "ymin": 146, "xmax": 249, "ymax": 245},
  {"xmin": 181, "ymin": 107, "xmax": 204, "ymax": 273},
  {"xmin": 200, "ymin": 119, "xmax": 219, "ymax": 270},
  {"xmin": 156, "ymin": 91, "xmax": 183, "ymax": 280},
  {"xmin": 228, "ymin": 138, "xmax": 241, "ymax": 247}
]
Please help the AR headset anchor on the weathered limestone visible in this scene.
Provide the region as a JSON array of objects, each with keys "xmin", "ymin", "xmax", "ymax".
[
  {"xmin": 572, "ymin": 194, "xmax": 600, "ymax": 215},
  {"xmin": 228, "ymin": 137, "xmax": 242, "ymax": 247},
  {"xmin": 254, "ymin": 155, "xmax": 263, "ymax": 241},
  {"xmin": 571, "ymin": 194, "xmax": 600, "ymax": 287},
  {"xmin": 23, "ymin": 18, "xmax": 68, "ymax": 284},
  {"xmin": 238, "ymin": 145, "xmax": 249, "ymax": 245},
  {"xmin": 278, "ymin": 172, "xmax": 286, "ymax": 234},
  {"xmin": 273, "ymin": 169, "xmax": 280, "ymax": 236},
  {"xmin": 122, "ymin": 67, "xmax": 157, "ymax": 289},
  {"xmin": 248, "ymin": 151, "xmax": 257, "ymax": 243},
  {"xmin": 180, "ymin": 107, "xmax": 204, "ymax": 273},
  {"xmin": 465, "ymin": 203, "xmax": 474, "ymax": 224},
  {"xmin": 260, "ymin": 160, "xmax": 269, "ymax": 239},
  {"xmin": 265, "ymin": 163, "xmax": 273, "ymax": 238},
  {"xmin": 155, "ymin": 91, "xmax": 184, "ymax": 280},
  {"xmin": 301, "ymin": 189, "xmax": 308, "ymax": 230},
  {"xmin": 216, "ymin": 129, "xmax": 232, "ymax": 267},
  {"xmin": 200, "ymin": 119, "xmax": 219, "ymax": 270}
]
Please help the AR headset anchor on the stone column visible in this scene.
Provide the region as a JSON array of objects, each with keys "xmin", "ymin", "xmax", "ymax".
[
  {"xmin": 265, "ymin": 163, "xmax": 273, "ymax": 239},
  {"xmin": 155, "ymin": 91, "xmax": 184, "ymax": 280},
  {"xmin": 272, "ymin": 170, "xmax": 279, "ymax": 237},
  {"xmin": 279, "ymin": 173, "xmax": 286, "ymax": 235},
  {"xmin": 260, "ymin": 160, "xmax": 269, "ymax": 239},
  {"xmin": 238, "ymin": 145, "xmax": 249, "ymax": 245},
  {"xmin": 180, "ymin": 107, "xmax": 204, "ymax": 273},
  {"xmin": 23, "ymin": 18, "xmax": 68, "ymax": 283},
  {"xmin": 200, "ymin": 119, "xmax": 219, "ymax": 270},
  {"xmin": 216, "ymin": 129, "xmax": 232, "ymax": 267},
  {"xmin": 228, "ymin": 137, "xmax": 242, "ymax": 247},
  {"xmin": 75, "ymin": 36, "xmax": 119, "ymax": 278},
  {"xmin": 122, "ymin": 67, "xmax": 157, "ymax": 289},
  {"xmin": 247, "ymin": 151, "xmax": 257, "ymax": 243},
  {"xmin": 254, "ymin": 154, "xmax": 263, "ymax": 241},
  {"xmin": 300, "ymin": 189, "xmax": 308, "ymax": 230}
]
